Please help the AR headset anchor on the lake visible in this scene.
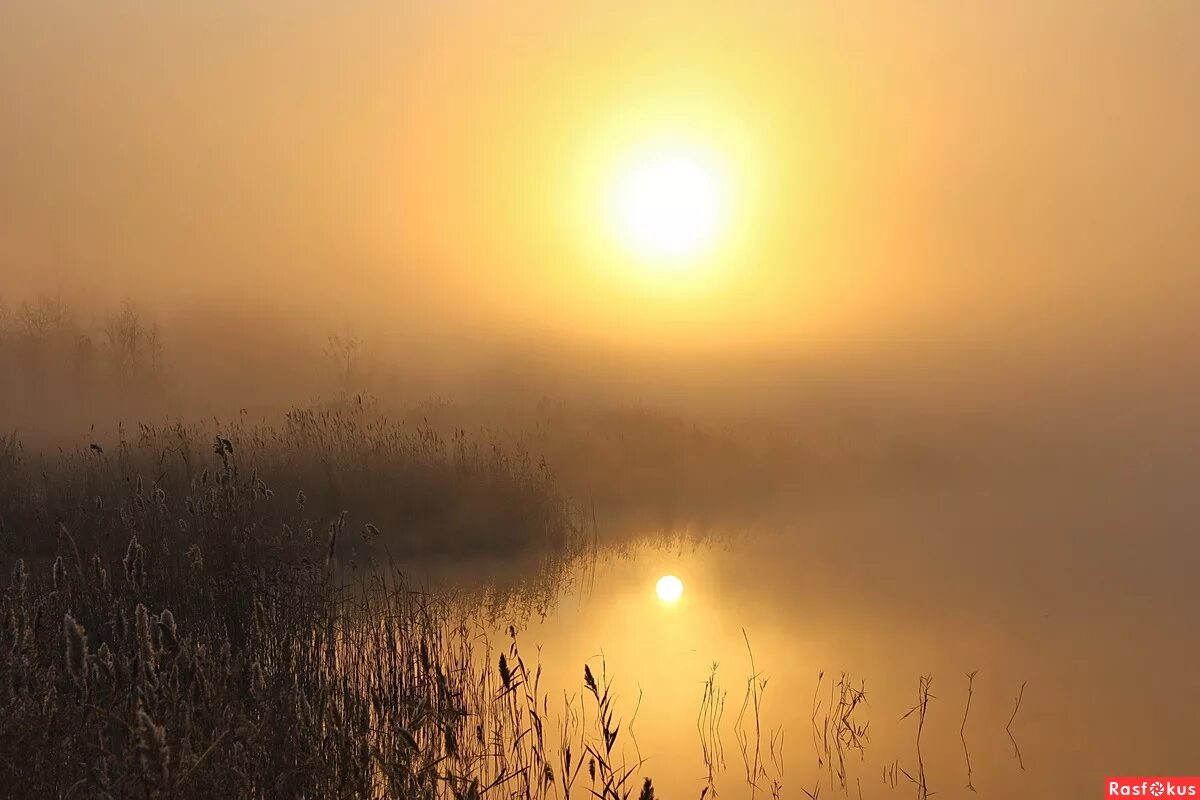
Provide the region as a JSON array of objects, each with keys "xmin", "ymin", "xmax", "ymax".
[{"xmin": 429, "ymin": 462, "xmax": 1199, "ymax": 798}]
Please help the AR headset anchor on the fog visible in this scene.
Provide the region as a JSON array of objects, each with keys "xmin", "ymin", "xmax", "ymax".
[
  {"xmin": 3, "ymin": 1, "xmax": 1199, "ymax": 505},
  {"xmin": 4, "ymin": 1, "xmax": 1198, "ymax": 467},
  {"xmin": 2, "ymin": 6, "xmax": 1199, "ymax": 796}
]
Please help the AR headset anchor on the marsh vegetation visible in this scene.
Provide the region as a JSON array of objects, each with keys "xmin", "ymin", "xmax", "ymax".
[{"xmin": 1, "ymin": 296, "xmax": 1196, "ymax": 799}]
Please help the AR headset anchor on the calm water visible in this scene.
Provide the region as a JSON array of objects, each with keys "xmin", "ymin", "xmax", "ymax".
[{"xmin": 453, "ymin": 465, "xmax": 1200, "ymax": 799}]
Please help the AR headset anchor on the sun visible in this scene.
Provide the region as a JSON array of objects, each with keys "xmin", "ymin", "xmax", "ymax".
[
  {"xmin": 608, "ymin": 145, "xmax": 730, "ymax": 265},
  {"xmin": 655, "ymin": 574, "xmax": 684, "ymax": 604}
]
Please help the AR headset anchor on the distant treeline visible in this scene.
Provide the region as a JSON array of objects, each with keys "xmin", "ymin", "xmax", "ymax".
[
  {"xmin": 0, "ymin": 294, "xmax": 362, "ymax": 431},
  {"xmin": 1, "ymin": 294, "xmax": 958, "ymax": 522},
  {"xmin": 0, "ymin": 295, "xmax": 168, "ymax": 420}
]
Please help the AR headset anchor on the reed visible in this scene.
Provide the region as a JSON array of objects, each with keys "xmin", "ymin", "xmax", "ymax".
[
  {"xmin": 0, "ymin": 404, "xmax": 1029, "ymax": 798},
  {"xmin": 0, "ymin": 413, "xmax": 653, "ymax": 798}
]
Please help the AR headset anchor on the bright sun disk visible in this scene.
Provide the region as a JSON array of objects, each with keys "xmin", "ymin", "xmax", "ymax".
[{"xmin": 609, "ymin": 146, "xmax": 729, "ymax": 264}]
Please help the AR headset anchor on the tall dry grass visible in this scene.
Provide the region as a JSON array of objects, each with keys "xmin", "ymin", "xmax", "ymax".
[{"xmin": 0, "ymin": 407, "xmax": 658, "ymax": 798}]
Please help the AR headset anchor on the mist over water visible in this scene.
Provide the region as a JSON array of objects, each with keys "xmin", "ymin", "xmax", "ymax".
[
  {"xmin": 2, "ymin": 1, "xmax": 1199, "ymax": 797},
  {"xmin": 490, "ymin": 452, "xmax": 1200, "ymax": 797}
]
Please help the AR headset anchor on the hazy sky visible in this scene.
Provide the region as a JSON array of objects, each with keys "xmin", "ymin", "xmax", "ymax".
[{"xmin": 2, "ymin": 0, "xmax": 1198, "ymax": 373}]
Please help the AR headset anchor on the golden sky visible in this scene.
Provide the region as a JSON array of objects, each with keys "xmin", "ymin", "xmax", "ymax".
[{"xmin": 2, "ymin": 0, "xmax": 1198, "ymax": 358}]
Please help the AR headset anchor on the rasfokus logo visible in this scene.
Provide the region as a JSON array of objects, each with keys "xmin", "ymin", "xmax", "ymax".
[{"xmin": 1107, "ymin": 777, "xmax": 1200, "ymax": 797}]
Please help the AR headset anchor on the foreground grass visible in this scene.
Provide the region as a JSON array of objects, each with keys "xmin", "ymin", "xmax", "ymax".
[{"xmin": 0, "ymin": 408, "xmax": 655, "ymax": 798}]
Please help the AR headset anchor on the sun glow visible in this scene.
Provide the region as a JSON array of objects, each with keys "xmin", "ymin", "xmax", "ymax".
[
  {"xmin": 655, "ymin": 574, "xmax": 685, "ymax": 604},
  {"xmin": 608, "ymin": 145, "xmax": 730, "ymax": 266}
]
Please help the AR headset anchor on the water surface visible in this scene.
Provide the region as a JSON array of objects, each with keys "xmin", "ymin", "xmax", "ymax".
[{"xmin": 448, "ymin": 465, "xmax": 1199, "ymax": 798}]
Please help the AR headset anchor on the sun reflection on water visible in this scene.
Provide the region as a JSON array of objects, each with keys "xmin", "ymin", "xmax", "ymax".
[{"xmin": 655, "ymin": 574, "xmax": 684, "ymax": 604}]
